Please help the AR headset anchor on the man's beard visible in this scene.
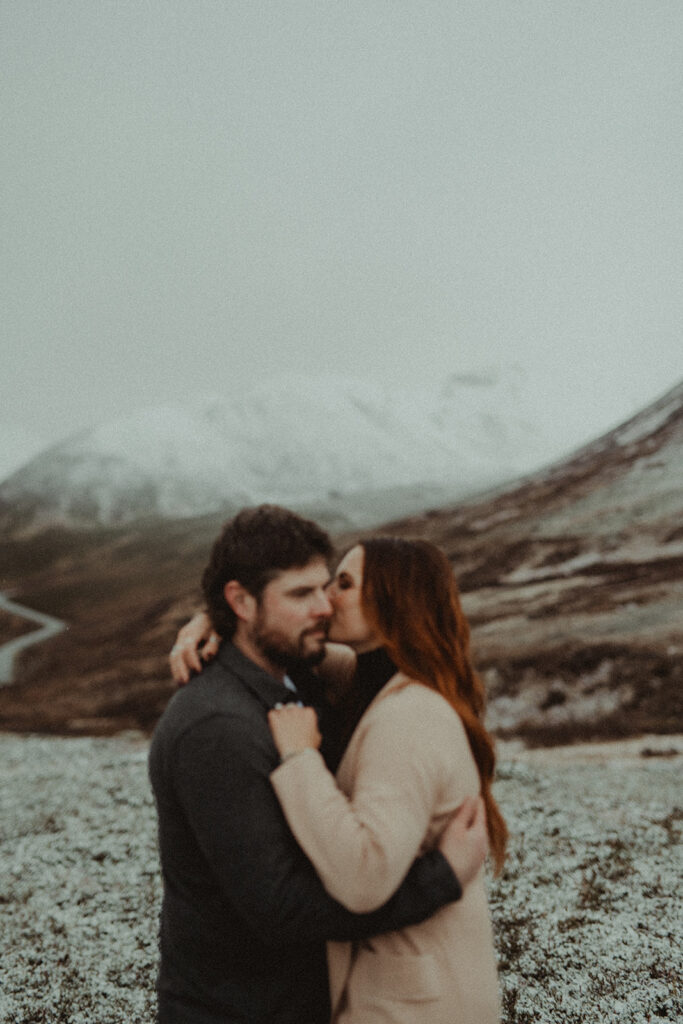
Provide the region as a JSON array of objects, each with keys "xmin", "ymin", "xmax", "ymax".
[{"xmin": 251, "ymin": 618, "xmax": 328, "ymax": 673}]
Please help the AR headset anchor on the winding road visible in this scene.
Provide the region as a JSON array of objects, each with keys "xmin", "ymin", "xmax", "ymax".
[{"xmin": 0, "ymin": 593, "xmax": 67, "ymax": 686}]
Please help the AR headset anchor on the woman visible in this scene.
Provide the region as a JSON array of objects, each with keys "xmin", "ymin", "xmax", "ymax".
[{"xmin": 266, "ymin": 537, "xmax": 505, "ymax": 1024}]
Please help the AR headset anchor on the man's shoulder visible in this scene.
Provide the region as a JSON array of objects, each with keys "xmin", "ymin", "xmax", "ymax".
[{"xmin": 152, "ymin": 658, "xmax": 256, "ymax": 746}]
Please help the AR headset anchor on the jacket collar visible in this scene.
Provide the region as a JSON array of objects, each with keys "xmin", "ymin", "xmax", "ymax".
[{"xmin": 216, "ymin": 641, "xmax": 302, "ymax": 711}]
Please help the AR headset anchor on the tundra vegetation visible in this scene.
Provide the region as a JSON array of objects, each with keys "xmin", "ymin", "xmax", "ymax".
[{"xmin": 1, "ymin": 733, "xmax": 680, "ymax": 1024}]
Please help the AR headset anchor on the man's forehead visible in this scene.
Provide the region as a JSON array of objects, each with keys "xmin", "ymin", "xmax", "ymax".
[{"xmin": 268, "ymin": 558, "xmax": 331, "ymax": 589}]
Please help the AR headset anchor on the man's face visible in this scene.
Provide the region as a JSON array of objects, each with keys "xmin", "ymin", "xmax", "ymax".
[{"xmin": 250, "ymin": 557, "xmax": 333, "ymax": 671}]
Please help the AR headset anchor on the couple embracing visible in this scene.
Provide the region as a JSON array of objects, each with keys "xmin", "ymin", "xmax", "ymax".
[{"xmin": 149, "ymin": 504, "xmax": 506, "ymax": 1023}]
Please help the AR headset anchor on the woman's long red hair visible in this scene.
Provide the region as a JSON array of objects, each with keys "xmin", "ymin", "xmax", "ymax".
[{"xmin": 360, "ymin": 537, "xmax": 507, "ymax": 873}]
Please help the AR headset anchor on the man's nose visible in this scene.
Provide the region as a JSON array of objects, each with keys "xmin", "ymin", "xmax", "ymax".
[{"xmin": 313, "ymin": 589, "xmax": 333, "ymax": 616}]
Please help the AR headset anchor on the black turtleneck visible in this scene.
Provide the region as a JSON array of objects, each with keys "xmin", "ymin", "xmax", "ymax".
[
  {"xmin": 324, "ymin": 646, "xmax": 398, "ymax": 771},
  {"xmin": 353, "ymin": 646, "xmax": 398, "ymax": 712}
]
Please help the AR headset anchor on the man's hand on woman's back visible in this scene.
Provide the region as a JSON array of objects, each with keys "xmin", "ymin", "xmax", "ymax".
[{"xmin": 439, "ymin": 796, "xmax": 488, "ymax": 889}]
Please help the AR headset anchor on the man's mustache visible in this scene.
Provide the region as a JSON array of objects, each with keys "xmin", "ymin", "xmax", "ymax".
[{"xmin": 301, "ymin": 619, "xmax": 331, "ymax": 639}]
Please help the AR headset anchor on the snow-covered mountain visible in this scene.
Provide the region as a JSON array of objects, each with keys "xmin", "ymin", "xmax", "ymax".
[{"xmin": 0, "ymin": 370, "xmax": 565, "ymax": 531}]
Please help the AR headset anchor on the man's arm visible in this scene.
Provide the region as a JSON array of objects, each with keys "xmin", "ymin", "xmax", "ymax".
[{"xmin": 173, "ymin": 714, "xmax": 466, "ymax": 947}]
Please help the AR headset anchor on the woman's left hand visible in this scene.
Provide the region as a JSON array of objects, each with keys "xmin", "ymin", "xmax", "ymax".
[{"xmin": 268, "ymin": 704, "xmax": 322, "ymax": 759}]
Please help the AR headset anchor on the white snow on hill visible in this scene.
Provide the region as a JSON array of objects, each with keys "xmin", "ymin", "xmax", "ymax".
[{"xmin": 0, "ymin": 370, "xmax": 580, "ymax": 528}]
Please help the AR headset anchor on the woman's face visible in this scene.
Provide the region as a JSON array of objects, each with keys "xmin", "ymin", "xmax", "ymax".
[{"xmin": 326, "ymin": 545, "xmax": 381, "ymax": 653}]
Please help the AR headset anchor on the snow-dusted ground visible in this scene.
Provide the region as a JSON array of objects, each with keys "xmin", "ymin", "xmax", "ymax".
[{"xmin": 0, "ymin": 734, "xmax": 680, "ymax": 1024}]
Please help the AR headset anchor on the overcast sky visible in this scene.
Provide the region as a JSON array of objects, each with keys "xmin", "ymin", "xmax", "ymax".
[{"xmin": 3, "ymin": 1, "xmax": 682, "ymax": 451}]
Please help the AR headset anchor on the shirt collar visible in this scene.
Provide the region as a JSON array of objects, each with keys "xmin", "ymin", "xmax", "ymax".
[{"xmin": 216, "ymin": 641, "xmax": 300, "ymax": 711}]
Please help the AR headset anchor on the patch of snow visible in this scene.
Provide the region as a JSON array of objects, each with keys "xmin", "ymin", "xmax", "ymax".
[
  {"xmin": 614, "ymin": 387, "xmax": 681, "ymax": 446},
  {"xmin": 531, "ymin": 434, "xmax": 683, "ymax": 537},
  {"xmin": 504, "ymin": 551, "xmax": 605, "ymax": 584}
]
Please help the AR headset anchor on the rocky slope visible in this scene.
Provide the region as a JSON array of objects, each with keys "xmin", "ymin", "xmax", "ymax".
[{"xmin": 348, "ymin": 380, "xmax": 683, "ymax": 744}]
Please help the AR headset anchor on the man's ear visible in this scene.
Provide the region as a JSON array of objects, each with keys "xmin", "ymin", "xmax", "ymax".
[{"xmin": 223, "ymin": 580, "xmax": 257, "ymax": 623}]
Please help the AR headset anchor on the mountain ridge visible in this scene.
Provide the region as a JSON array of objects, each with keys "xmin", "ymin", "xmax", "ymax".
[{"xmin": 0, "ymin": 369, "xmax": 565, "ymax": 533}]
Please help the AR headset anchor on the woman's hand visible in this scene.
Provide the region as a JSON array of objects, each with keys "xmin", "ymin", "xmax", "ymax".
[
  {"xmin": 170, "ymin": 612, "xmax": 222, "ymax": 685},
  {"xmin": 267, "ymin": 704, "xmax": 322, "ymax": 760}
]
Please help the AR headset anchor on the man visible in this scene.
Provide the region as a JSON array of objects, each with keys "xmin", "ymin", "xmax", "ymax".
[{"xmin": 149, "ymin": 505, "xmax": 487, "ymax": 1024}]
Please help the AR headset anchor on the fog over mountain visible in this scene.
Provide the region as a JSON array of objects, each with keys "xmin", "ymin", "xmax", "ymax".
[
  {"xmin": 0, "ymin": 424, "xmax": 47, "ymax": 482},
  {"xmin": 0, "ymin": 369, "xmax": 564, "ymax": 532}
]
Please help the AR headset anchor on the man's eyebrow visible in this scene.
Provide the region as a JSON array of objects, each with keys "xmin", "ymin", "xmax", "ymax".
[{"xmin": 284, "ymin": 583, "xmax": 320, "ymax": 595}]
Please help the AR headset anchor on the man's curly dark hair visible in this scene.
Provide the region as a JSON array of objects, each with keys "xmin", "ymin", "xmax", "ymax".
[{"xmin": 201, "ymin": 505, "xmax": 334, "ymax": 639}]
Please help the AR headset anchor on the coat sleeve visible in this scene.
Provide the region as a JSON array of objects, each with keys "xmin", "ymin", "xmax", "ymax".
[
  {"xmin": 271, "ymin": 687, "xmax": 472, "ymax": 913},
  {"xmin": 172, "ymin": 712, "xmax": 462, "ymax": 947}
]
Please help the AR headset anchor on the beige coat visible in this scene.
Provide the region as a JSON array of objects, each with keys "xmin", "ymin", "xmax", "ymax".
[{"xmin": 271, "ymin": 674, "xmax": 501, "ymax": 1024}]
